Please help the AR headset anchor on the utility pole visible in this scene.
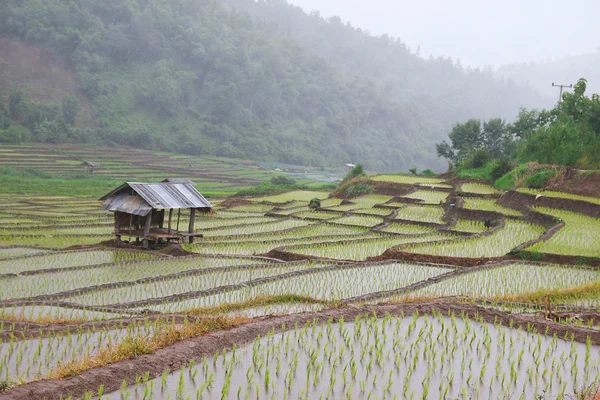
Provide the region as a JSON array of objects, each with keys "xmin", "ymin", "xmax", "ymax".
[{"xmin": 552, "ymin": 82, "xmax": 573, "ymax": 103}]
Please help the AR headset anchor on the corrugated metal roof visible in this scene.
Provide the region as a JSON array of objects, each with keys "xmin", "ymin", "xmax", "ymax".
[
  {"xmin": 101, "ymin": 181, "xmax": 212, "ymax": 213},
  {"xmin": 102, "ymin": 193, "xmax": 153, "ymax": 216}
]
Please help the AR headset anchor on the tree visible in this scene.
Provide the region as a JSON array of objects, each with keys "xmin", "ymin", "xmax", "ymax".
[
  {"xmin": 435, "ymin": 119, "xmax": 482, "ymax": 163},
  {"xmin": 62, "ymin": 96, "xmax": 80, "ymax": 125},
  {"xmin": 0, "ymin": 101, "xmax": 10, "ymax": 130},
  {"xmin": 482, "ymin": 118, "xmax": 515, "ymax": 159},
  {"xmin": 9, "ymin": 89, "xmax": 25, "ymax": 120}
]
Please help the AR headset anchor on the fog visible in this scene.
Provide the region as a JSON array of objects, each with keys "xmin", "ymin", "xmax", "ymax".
[{"xmin": 287, "ymin": 0, "xmax": 600, "ymax": 69}]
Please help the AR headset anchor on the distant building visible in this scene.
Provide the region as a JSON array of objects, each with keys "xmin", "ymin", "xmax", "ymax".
[
  {"xmin": 81, "ymin": 161, "xmax": 101, "ymax": 174},
  {"xmin": 344, "ymin": 164, "xmax": 356, "ymax": 172},
  {"xmin": 101, "ymin": 179, "xmax": 212, "ymax": 248}
]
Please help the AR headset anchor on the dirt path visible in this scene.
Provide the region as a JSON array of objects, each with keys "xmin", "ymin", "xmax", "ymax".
[{"xmin": 4, "ymin": 302, "xmax": 600, "ymax": 400}]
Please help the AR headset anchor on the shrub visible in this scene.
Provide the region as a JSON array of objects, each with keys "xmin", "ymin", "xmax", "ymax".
[
  {"xmin": 525, "ymin": 168, "xmax": 556, "ymax": 189},
  {"xmin": 490, "ymin": 158, "xmax": 512, "ymax": 181},
  {"xmin": 0, "ymin": 128, "xmax": 21, "ymax": 144},
  {"xmin": 270, "ymin": 176, "xmax": 296, "ymax": 186},
  {"xmin": 421, "ymin": 169, "xmax": 437, "ymax": 177},
  {"xmin": 460, "ymin": 148, "xmax": 491, "ymax": 169},
  {"xmin": 344, "ymin": 181, "xmax": 373, "ymax": 198},
  {"xmin": 308, "ymin": 198, "xmax": 321, "ymax": 209},
  {"xmin": 344, "ymin": 164, "xmax": 365, "ymax": 181},
  {"xmin": 409, "ymin": 168, "xmax": 417, "ymax": 175}
]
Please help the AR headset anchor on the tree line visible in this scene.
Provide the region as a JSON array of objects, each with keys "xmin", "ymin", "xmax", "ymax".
[{"xmin": 436, "ymin": 78, "xmax": 600, "ymax": 178}]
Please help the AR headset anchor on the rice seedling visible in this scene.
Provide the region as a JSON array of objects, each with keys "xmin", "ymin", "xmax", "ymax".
[
  {"xmin": 103, "ymin": 313, "xmax": 600, "ymax": 399},
  {"xmin": 451, "ymin": 219, "xmax": 489, "ymax": 233},
  {"xmin": 0, "ymin": 250, "xmax": 155, "ymax": 275},
  {"xmin": 461, "ymin": 183, "xmax": 501, "ymax": 195},
  {"xmin": 402, "ymin": 190, "xmax": 449, "ymax": 204},
  {"xmin": 404, "ymin": 220, "xmax": 544, "ymax": 258},
  {"xmin": 372, "ymin": 174, "xmax": 446, "ymax": 185},
  {"xmin": 379, "ymin": 222, "xmax": 437, "ymax": 235},
  {"xmin": 396, "ymin": 263, "xmax": 600, "ymax": 300},
  {"xmin": 462, "ymin": 198, "xmax": 522, "ymax": 216},
  {"xmin": 394, "ymin": 205, "xmax": 446, "ymax": 224},
  {"xmin": 527, "ymin": 207, "xmax": 600, "ymax": 257},
  {"xmin": 518, "ymin": 189, "xmax": 600, "ymax": 205},
  {"xmin": 329, "ymin": 215, "xmax": 384, "ymax": 227},
  {"xmin": 284, "ymin": 233, "xmax": 453, "ymax": 260}
]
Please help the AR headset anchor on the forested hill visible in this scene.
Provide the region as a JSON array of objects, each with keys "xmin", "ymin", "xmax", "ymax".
[
  {"xmin": 0, "ymin": 0, "xmax": 545, "ymax": 172},
  {"xmin": 220, "ymin": 1, "xmax": 548, "ymax": 133}
]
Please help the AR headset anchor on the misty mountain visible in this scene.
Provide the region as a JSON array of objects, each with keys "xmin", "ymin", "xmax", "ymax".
[
  {"xmin": 220, "ymin": 0, "xmax": 548, "ymax": 143},
  {"xmin": 496, "ymin": 51, "xmax": 600, "ymax": 103},
  {"xmin": 0, "ymin": 0, "xmax": 547, "ymax": 172}
]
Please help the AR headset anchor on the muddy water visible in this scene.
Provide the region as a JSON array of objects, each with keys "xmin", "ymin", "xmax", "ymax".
[{"xmin": 105, "ymin": 314, "xmax": 600, "ymax": 399}]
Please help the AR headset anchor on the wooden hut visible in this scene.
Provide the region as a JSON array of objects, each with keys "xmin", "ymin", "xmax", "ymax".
[
  {"xmin": 101, "ymin": 180, "xmax": 212, "ymax": 248},
  {"xmin": 82, "ymin": 161, "xmax": 101, "ymax": 174}
]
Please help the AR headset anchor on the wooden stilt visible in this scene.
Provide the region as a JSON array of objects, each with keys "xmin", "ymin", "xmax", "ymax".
[
  {"xmin": 188, "ymin": 208, "xmax": 196, "ymax": 244},
  {"xmin": 114, "ymin": 212, "xmax": 121, "ymax": 242},
  {"xmin": 143, "ymin": 210, "xmax": 152, "ymax": 249}
]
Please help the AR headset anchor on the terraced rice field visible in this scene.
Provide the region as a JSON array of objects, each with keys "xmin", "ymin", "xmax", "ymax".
[
  {"xmin": 1, "ymin": 172, "xmax": 600, "ymax": 399},
  {"xmin": 0, "ymin": 144, "xmax": 342, "ymax": 191}
]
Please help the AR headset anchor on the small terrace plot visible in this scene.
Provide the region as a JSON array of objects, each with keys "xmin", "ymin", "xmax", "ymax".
[
  {"xmin": 527, "ymin": 207, "xmax": 600, "ymax": 257},
  {"xmin": 0, "ymin": 250, "xmax": 155, "ymax": 275},
  {"xmin": 404, "ymin": 220, "xmax": 545, "ymax": 258},
  {"xmin": 462, "ymin": 198, "xmax": 522, "ymax": 216},
  {"xmin": 399, "ymin": 263, "xmax": 600, "ymax": 300}
]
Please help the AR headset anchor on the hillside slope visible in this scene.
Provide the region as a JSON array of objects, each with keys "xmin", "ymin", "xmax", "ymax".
[
  {"xmin": 0, "ymin": 38, "xmax": 95, "ymax": 126},
  {"xmin": 0, "ymin": 0, "xmax": 546, "ymax": 172},
  {"xmin": 220, "ymin": 0, "xmax": 548, "ymax": 132}
]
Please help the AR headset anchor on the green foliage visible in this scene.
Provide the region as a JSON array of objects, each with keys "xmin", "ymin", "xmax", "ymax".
[
  {"xmin": 444, "ymin": 77, "xmax": 600, "ymax": 172},
  {"xmin": 458, "ymin": 148, "xmax": 491, "ymax": 170},
  {"xmin": 0, "ymin": 0, "xmax": 545, "ymax": 171},
  {"xmin": 408, "ymin": 168, "xmax": 417, "ymax": 175},
  {"xmin": 308, "ymin": 198, "xmax": 321, "ymax": 210},
  {"xmin": 517, "ymin": 251, "xmax": 544, "ymax": 262},
  {"xmin": 344, "ymin": 164, "xmax": 365, "ymax": 181},
  {"xmin": 456, "ymin": 161, "xmax": 497, "ymax": 181},
  {"xmin": 334, "ymin": 176, "xmax": 374, "ymax": 199},
  {"xmin": 343, "ymin": 182, "xmax": 373, "ymax": 198},
  {"xmin": 270, "ymin": 176, "xmax": 296, "ymax": 186},
  {"xmin": 524, "ymin": 168, "xmax": 556, "ymax": 189},
  {"xmin": 0, "ymin": 380, "xmax": 13, "ymax": 392},
  {"xmin": 0, "ymin": 166, "xmax": 119, "ymax": 197},
  {"xmin": 489, "ymin": 158, "xmax": 513, "ymax": 181},
  {"xmin": 0, "ymin": 128, "xmax": 22, "ymax": 144},
  {"xmin": 0, "ymin": 100, "xmax": 9, "ymax": 130},
  {"xmin": 436, "ymin": 118, "xmax": 515, "ymax": 166},
  {"xmin": 513, "ymin": 78, "xmax": 600, "ymax": 169},
  {"xmin": 62, "ymin": 96, "xmax": 80, "ymax": 125},
  {"xmin": 9, "ymin": 89, "xmax": 24, "ymax": 119},
  {"xmin": 420, "ymin": 169, "xmax": 437, "ymax": 177}
]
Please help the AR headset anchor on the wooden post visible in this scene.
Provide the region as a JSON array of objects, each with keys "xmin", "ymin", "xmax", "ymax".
[
  {"xmin": 168, "ymin": 209, "xmax": 173, "ymax": 234},
  {"xmin": 188, "ymin": 208, "xmax": 196, "ymax": 244},
  {"xmin": 158, "ymin": 210, "xmax": 164, "ymax": 229},
  {"xmin": 143, "ymin": 210, "xmax": 152, "ymax": 249},
  {"xmin": 114, "ymin": 212, "xmax": 121, "ymax": 242},
  {"xmin": 128, "ymin": 214, "xmax": 133, "ymax": 243},
  {"xmin": 176, "ymin": 209, "xmax": 181, "ymax": 231}
]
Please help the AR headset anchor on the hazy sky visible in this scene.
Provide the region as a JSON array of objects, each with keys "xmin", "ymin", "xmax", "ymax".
[{"xmin": 287, "ymin": 0, "xmax": 600, "ymax": 68}]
